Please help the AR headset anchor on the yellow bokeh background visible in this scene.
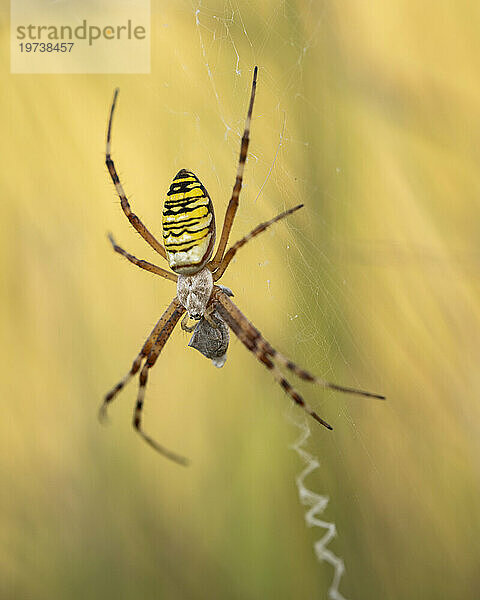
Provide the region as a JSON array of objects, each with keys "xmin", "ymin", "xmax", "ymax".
[{"xmin": 2, "ymin": 2, "xmax": 479, "ymax": 599}]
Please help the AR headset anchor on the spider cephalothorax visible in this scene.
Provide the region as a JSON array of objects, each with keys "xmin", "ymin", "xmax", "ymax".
[
  {"xmin": 176, "ymin": 267, "xmax": 213, "ymax": 321},
  {"xmin": 101, "ymin": 67, "xmax": 385, "ymax": 465}
]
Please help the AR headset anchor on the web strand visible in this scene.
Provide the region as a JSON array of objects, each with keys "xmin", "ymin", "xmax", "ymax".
[{"xmin": 290, "ymin": 418, "xmax": 349, "ymax": 600}]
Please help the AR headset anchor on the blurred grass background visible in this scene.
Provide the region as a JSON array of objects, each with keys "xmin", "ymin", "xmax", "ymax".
[{"xmin": 2, "ymin": 1, "xmax": 480, "ymax": 598}]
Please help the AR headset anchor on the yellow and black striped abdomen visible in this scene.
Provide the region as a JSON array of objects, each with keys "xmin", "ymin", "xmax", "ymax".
[{"xmin": 162, "ymin": 170, "xmax": 216, "ymax": 274}]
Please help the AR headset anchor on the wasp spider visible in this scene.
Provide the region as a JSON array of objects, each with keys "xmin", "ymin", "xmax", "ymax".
[{"xmin": 100, "ymin": 67, "xmax": 385, "ymax": 465}]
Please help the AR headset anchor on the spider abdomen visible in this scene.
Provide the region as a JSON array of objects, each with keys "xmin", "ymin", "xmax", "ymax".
[{"xmin": 162, "ymin": 169, "xmax": 216, "ymax": 275}]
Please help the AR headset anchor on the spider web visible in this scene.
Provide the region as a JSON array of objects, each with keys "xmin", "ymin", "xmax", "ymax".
[
  {"xmin": 158, "ymin": 2, "xmax": 382, "ymax": 597},
  {"xmin": 289, "ymin": 416, "xmax": 347, "ymax": 600},
  {"xmin": 193, "ymin": 4, "xmax": 350, "ymax": 598}
]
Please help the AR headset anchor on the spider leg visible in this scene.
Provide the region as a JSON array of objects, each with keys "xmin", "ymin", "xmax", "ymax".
[
  {"xmin": 212, "ymin": 288, "xmax": 385, "ymax": 425},
  {"xmin": 100, "ymin": 298, "xmax": 184, "ymax": 421},
  {"xmin": 106, "ymin": 89, "xmax": 167, "ymax": 260},
  {"xmin": 259, "ymin": 353, "xmax": 333, "ymax": 430},
  {"xmin": 209, "ymin": 66, "xmax": 258, "ymax": 270},
  {"xmin": 211, "ymin": 289, "xmax": 332, "ymax": 428},
  {"xmin": 108, "ymin": 234, "xmax": 177, "ymax": 282},
  {"xmin": 133, "ymin": 301, "xmax": 188, "ymax": 465},
  {"xmin": 271, "ymin": 352, "xmax": 385, "ymax": 400},
  {"xmin": 212, "ymin": 204, "xmax": 303, "ymax": 281}
]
